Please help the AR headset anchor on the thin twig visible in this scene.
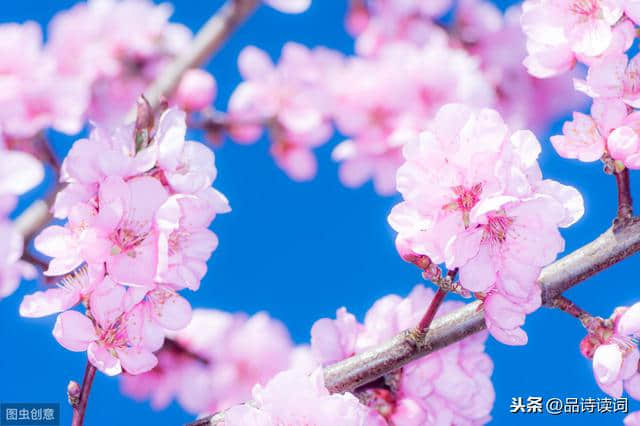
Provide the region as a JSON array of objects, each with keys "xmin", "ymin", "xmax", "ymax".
[
  {"xmin": 614, "ymin": 167, "xmax": 633, "ymax": 229},
  {"xmin": 415, "ymin": 268, "xmax": 459, "ymax": 335},
  {"xmin": 193, "ymin": 218, "xmax": 640, "ymax": 426},
  {"xmin": 71, "ymin": 362, "xmax": 96, "ymax": 426},
  {"xmin": 20, "ymin": 250, "xmax": 48, "ymax": 271},
  {"xmin": 415, "ymin": 287, "xmax": 447, "ymax": 334},
  {"xmin": 551, "ymin": 295, "xmax": 595, "ymax": 328}
]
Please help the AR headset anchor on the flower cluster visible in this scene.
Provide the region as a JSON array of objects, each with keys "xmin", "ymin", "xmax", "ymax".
[
  {"xmin": 520, "ymin": 0, "xmax": 637, "ymax": 78},
  {"xmin": 520, "ymin": 0, "xmax": 640, "ymax": 168},
  {"xmin": 47, "ymin": 0, "xmax": 201, "ymax": 125},
  {"xmin": 389, "ymin": 103, "xmax": 584, "ymax": 345},
  {"xmin": 19, "ymin": 108, "xmax": 230, "ymax": 376},
  {"xmin": 455, "ymin": 0, "xmax": 586, "ymax": 132},
  {"xmin": 228, "ymin": 43, "xmax": 342, "ymax": 181},
  {"xmin": 0, "ymin": 138, "xmax": 43, "ymax": 299},
  {"xmin": 223, "ymin": 368, "xmax": 386, "ymax": 426},
  {"xmin": 552, "ymin": 70, "xmax": 640, "ymax": 167},
  {"xmin": 227, "ymin": 0, "xmax": 582, "ymax": 194},
  {"xmin": 580, "ymin": 303, "xmax": 640, "ymax": 400},
  {"xmin": 311, "ymin": 285, "xmax": 495, "ymax": 424},
  {"xmin": 330, "ymin": 39, "xmax": 493, "ymax": 195},
  {"xmin": 0, "ymin": 22, "xmax": 86, "ymax": 141},
  {"xmin": 120, "ymin": 309, "xmax": 312, "ymax": 414}
]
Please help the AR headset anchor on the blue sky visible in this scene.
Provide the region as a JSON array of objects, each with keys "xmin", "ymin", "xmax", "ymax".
[{"xmin": 1, "ymin": 1, "xmax": 639, "ymax": 425}]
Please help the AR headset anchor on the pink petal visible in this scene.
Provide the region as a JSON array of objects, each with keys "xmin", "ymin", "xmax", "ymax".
[
  {"xmin": 617, "ymin": 302, "xmax": 640, "ymax": 336},
  {"xmin": 459, "ymin": 246, "xmax": 496, "ymax": 292},
  {"xmin": 88, "ymin": 341, "xmax": 122, "ymax": 376},
  {"xmin": 155, "ymin": 108, "xmax": 187, "ymax": 171},
  {"xmin": 149, "ymin": 289, "xmax": 193, "ymax": 330},
  {"xmin": 89, "ymin": 276, "xmax": 125, "ymax": 329},
  {"xmin": 20, "ymin": 288, "xmax": 80, "ymax": 318},
  {"xmin": 116, "ymin": 347, "xmax": 158, "ymax": 375},
  {"xmin": 238, "ymin": 46, "xmax": 274, "ymax": 80},
  {"xmin": 593, "ymin": 343, "xmax": 623, "ymax": 385},
  {"xmin": 52, "ymin": 310, "xmax": 97, "ymax": 352},
  {"xmin": 608, "ymin": 126, "xmax": 639, "ymax": 161}
]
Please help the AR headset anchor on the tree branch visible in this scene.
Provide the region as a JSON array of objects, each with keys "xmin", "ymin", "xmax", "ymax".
[
  {"xmin": 71, "ymin": 362, "xmax": 96, "ymax": 426},
  {"xmin": 141, "ymin": 0, "xmax": 259, "ymax": 112},
  {"xmin": 193, "ymin": 217, "xmax": 640, "ymax": 426},
  {"xmin": 14, "ymin": 199, "xmax": 52, "ymax": 243},
  {"xmin": 614, "ymin": 167, "xmax": 633, "ymax": 227}
]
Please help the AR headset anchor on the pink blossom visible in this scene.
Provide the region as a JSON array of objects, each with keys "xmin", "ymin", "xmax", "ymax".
[
  {"xmin": 228, "ymin": 43, "xmax": 340, "ymax": 181},
  {"xmin": 574, "ymin": 53, "xmax": 640, "ymax": 108},
  {"xmin": 53, "ymin": 276, "xmax": 158, "ymax": 375},
  {"xmin": 37, "ymin": 108, "xmax": 228, "ymax": 293},
  {"xmin": 521, "ymin": 0, "xmax": 624, "ymax": 77},
  {"xmin": 19, "ymin": 265, "xmax": 103, "ymax": 318},
  {"xmin": 311, "ymin": 307, "xmax": 360, "ymax": 364},
  {"xmin": 174, "ymin": 69, "xmax": 217, "ymax": 112},
  {"xmin": 582, "ymin": 303, "xmax": 640, "ymax": 398},
  {"xmin": 36, "ymin": 176, "xmax": 168, "ymax": 285},
  {"xmin": 121, "ymin": 309, "xmax": 305, "ymax": 415},
  {"xmin": 550, "ymin": 112, "xmax": 607, "ymax": 162},
  {"xmin": 311, "ymin": 285, "xmax": 495, "ymax": 424},
  {"xmin": 224, "ymin": 368, "xmax": 385, "ymax": 426},
  {"xmin": 626, "ymin": 411, "xmax": 640, "ymax": 425},
  {"xmin": 330, "ymin": 41, "xmax": 493, "ymax": 195},
  {"xmin": 23, "ymin": 107, "xmax": 228, "ymax": 378},
  {"xmin": 47, "ymin": 0, "xmax": 192, "ymax": 125},
  {"xmin": 0, "ymin": 21, "xmax": 86, "ymax": 139},
  {"xmin": 458, "ymin": 1, "xmax": 587, "ymax": 132},
  {"xmin": 390, "ymin": 104, "xmax": 583, "ymax": 344},
  {"xmin": 156, "ymin": 194, "xmax": 226, "ymax": 291},
  {"xmin": 607, "ymin": 111, "xmax": 640, "ymax": 168}
]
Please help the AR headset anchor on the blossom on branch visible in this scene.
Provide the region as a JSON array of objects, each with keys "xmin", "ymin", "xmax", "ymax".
[
  {"xmin": 581, "ymin": 303, "xmax": 640, "ymax": 399},
  {"xmin": 311, "ymin": 285, "xmax": 495, "ymax": 424},
  {"xmin": 0, "ymin": 21, "xmax": 86, "ymax": 140},
  {"xmin": 520, "ymin": 0, "xmax": 629, "ymax": 78},
  {"xmin": 20, "ymin": 107, "xmax": 229, "ymax": 376},
  {"xmin": 47, "ymin": 0, "xmax": 197, "ymax": 125},
  {"xmin": 228, "ymin": 43, "xmax": 341, "ymax": 181},
  {"xmin": 389, "ymin": 103, "xmax": 584, "ymax": 345},
  {"xmin": 223, "ymin": 368, "xmax": 386, "ymax": 425},
  {"xmin": 120, "ymin": 309, "xmax": 311, "ymax": 415}
]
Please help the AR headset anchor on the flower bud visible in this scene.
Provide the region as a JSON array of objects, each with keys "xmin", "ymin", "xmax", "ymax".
[{"xmin": 175, "ymin": 69, "xmax": 216, "ymax": 112}]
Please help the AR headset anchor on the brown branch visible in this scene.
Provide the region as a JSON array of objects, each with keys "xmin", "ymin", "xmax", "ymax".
[
  {"xmin": 14, "ymin": 199, "xmax": 52, "ymax": 243},
  {"xmin": 415, "ymin": 287, "xmax": 447, "ymax": 334},
  {"xmin": 71, "ymin": 361, "xmax": 96, "ymax": 426},
  {"xmin": 551, "ymin": 295, "xmax": 593, "ymax": 323},
  {"xmin": 140, "ymin": 0, "xmax": 259, "ymax": 112},
  {"xmin": 193, "ymin": 217, "xmax": 640, "ymax": 426},
  {"xmin": 614, "ymin": 167, "xmax": 633, "ymax": 228}
]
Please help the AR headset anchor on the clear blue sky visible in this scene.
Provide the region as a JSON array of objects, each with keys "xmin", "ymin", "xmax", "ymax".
[{"xmin": 1, "ymin": 1, "xmax": 638, "ymax": 425}]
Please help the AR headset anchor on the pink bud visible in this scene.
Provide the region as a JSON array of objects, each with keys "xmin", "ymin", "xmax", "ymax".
[
  {"xmin": 608, "ymin": 126, "xmax": 639, "ymax": 161},
  {"xmin": 175, "ymin": 69, "xmax": 216, "ymax": 111},
  {"xmin": 67, "ymin": 380, "xmax": 81, "ymax": 398},
  {"xmin": 346, "ymin": 4, "xmax": 369, "ymax": 36}
]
